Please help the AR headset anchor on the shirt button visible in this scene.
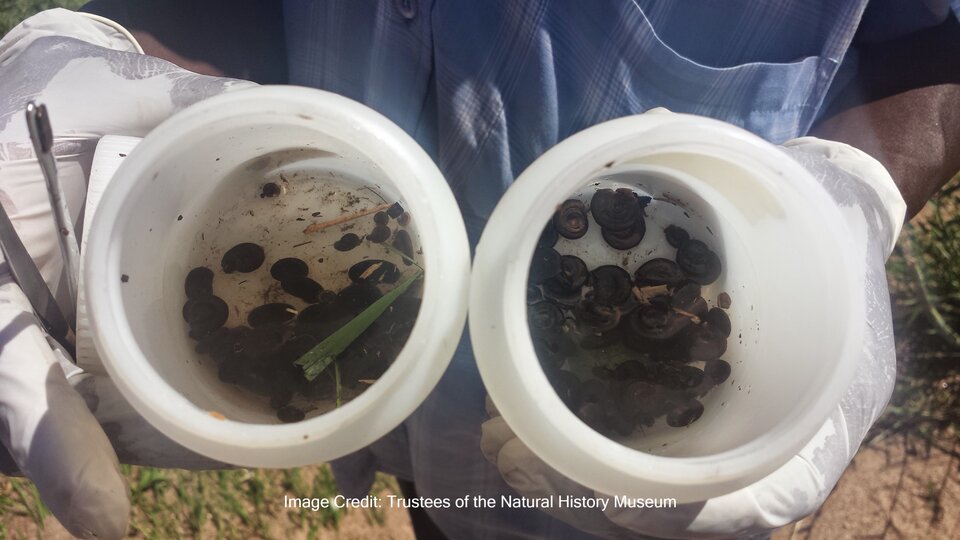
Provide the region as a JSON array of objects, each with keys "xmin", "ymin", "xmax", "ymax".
[{"xmin": 395, "ymin": 0, "xmax": 417, "ymax": 19}]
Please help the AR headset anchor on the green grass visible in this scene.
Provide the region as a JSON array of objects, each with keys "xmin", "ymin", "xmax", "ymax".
[
  {"xmin": 873, "ymin": 175, "xmax": 960, "ymax": 457},
  {"xmin": 0, "ymin": 466, "xmax": 400, "ymax": 539},
  {"xmin": 889, "ymin": 179, "xmax": 960, "ymax": 348},
  {"xmin": 0, "ymin": 475, "xmax": 48, "ymax": 540},
  {"xmin": 865, "ymin": 177, "xmax": 960, "ymax": 528},
  {"xmin": 128, "ymin": 467, "xmax": 399, "ymax": 539}
]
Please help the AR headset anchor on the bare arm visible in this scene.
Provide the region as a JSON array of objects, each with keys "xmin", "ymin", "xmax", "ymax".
[{"xmin": 811, "ymin": 16, "xmax": 960, "ymax": 219}]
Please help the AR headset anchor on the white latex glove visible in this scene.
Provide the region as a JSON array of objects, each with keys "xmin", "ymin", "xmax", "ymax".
[
  {"xmin": 480, "ymin": 134, "xmax": 907, "ymax": 538},
  {"xmin": 0, "ymin": 9, "xmax": 255, "ymax": 538}
]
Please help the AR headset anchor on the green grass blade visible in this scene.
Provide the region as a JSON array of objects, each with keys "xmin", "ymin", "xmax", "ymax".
[
  {"xmin": 334, "ymin": 362, "xmax": 342, "ymax": 408},
  {"xmin": 296, "ymin": 268, "xmax": 423, "ymax": 380}
]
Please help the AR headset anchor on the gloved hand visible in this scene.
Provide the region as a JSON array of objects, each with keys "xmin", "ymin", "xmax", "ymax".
[
  {"xmin": 480, "ymin": 133, "xmax": 907, "ymax": 538},
  {"xmin": 0, "ymin": 9, "xmax": 255, "ymax": 538}
]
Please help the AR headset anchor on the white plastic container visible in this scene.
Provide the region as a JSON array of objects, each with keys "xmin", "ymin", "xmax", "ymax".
[
  {"xmin": 469, "ymin": 113, "xmax": 865, "ymax": 502},
  {"xmin": 84, "ymin": 86, "xmax": 470, "ymax": 467},
  {"xmin": 85, "ymin": 88, "xmax": 863, "ymax": 501}
]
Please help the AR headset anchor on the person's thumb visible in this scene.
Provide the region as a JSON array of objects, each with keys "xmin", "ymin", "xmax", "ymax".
[{"xmin": 0, "ymin": 279, "xmax": 129, "ymax": 539}]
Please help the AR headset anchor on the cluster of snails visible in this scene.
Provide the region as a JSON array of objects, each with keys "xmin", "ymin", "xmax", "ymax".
[
  {"xmin": 182, "ymin": 206, "xmax": 419, "ymax": 423},
  {"xmin": 333, "ymin": 202, "xmax": 415, "ymax": 262},
  {"xmin": 528, "ymin": 188, "xmax": 731, "ymax": 437}
]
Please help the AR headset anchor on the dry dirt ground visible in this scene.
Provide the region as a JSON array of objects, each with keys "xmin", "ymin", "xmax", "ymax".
[{"xmin": 774, "ymin": 435, "xmax": 959, "ymax": 540}]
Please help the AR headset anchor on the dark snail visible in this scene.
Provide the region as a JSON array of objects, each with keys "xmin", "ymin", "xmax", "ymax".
[
  {"xmin": 528, "ymin": 301, "xmax": 565, "ymax": 334},
  {"xmin": 590, "ymin": 188, "xmax": 641, "ymax": 231},
  {"xmin": 392, "ymin": 230, "xmax": 415, "ymax": 264},
  {"xmin": 282, "ymin": 276, "xmax": 324, "ymax": 304},
  {"xmin": 666, "ymin": 399, "xmax": 704, "ymax": 427},
  {"xmin": 184, "ymin": 266, "xmax": 214, "ymax": 299},
  {"xmin": 670, "ymin": 281, "xmax": 702, "ymax": 311},
  {"xmin": 664, "ymin": 225, "xmax": 690, "ymax": 248},
  {"xmin": 334, "ymin": 233, "xmax": 362, "ymax": 252},
  {"xmin": 538, "ymin": 224, "xmax": 558, "ymax": 249},
  {"xmin": 530, "ymin": 247, "xmax": 562, "ymax": 284},
  {"xmin": 348, "ymin": 260, "xmax": 401, "ymax": 284},
  {"xmin": 625, "ymin": 299, "xmax": 689, "ymax": 340},
  {"xmin": 676, "ymin": 239, "xmax": 722, "ymax": 285},
  {"xmin": 578, "ymin": 327, "xmax": 622, "ymax": 350},
  {"xmin": 703, "ymin": 307, "xmax": 732, "ymax": 337},
  {"xmin": 367, "ymin": 225, "xmax": 391, "ymax": 243},
  {"xmin": 576, "ymin": 402, "xmax": 608, "ymax": 433},
  {"xmin": 270, "ymin": 258, "xmax": 309, "ymax": 282},
  {"xmin": 703, "ymin": 359, "xmax": 732, "ymax": 385},
  {"xmin": 260, "ymin": 182, "xmax": 281, "ymax": 198},
  {"xmin": 575, "ymin": 378, "xmax": 608, "ymax": 406},
  {"xmin": 574, "ymin": 299, "xmax": 621, "ymax": 334},
  {"xmin": 221, "ymin": 242, "xmax": 265, "ymax": 273},
  {"xmin": 247, "ymin": 303, "xmax": 297, "ymax": 327},
  {"xmin": 544, "ymin": 255, "xmax": 589, "ymax": 298},
  {"xmin": 240, "ymin": 325, "xmax": 286, "ymax": 356},
  {"xmin": 688, "ymin": 296, "xmax": 709, "ymax": 318},
  {"xmin": 182, "ymin": 295, "xmax": 229, "ymax": 333},
  {"xmin": 337, "ymin": 281, "xmax": 383, "ymax": 315},
  {"xmin": 527, "ymin": 285, "xmax": 543, "ymax": 304},
  {"xmin": 297, "ymin": 298, "xmax": 341, "ymax": 325},
  {"xmin": 612, "ymin": 360, "xmax": 647, "ymax": 380},
  {"xmin": 658, "ymin": 365, "xmax": 705, "ymax": 391},
  {"xmin": 278, "ymin": 334, "xmax": 319, "ymax": 363},
  {"xmin": 634, "ymin": 258, "xmax": 685, "ymax": 288},
  {"xmin": 685, "ymin": 324, "xmax": 727, "ymax": 362},
  {"xmin": 276, "ymin": 405, "xmax": 306, "ymax": 423},
  {"xmin": 553, "ymin": 199, "xmax": 589, "ymax": 239},
  {"xmin": 601, "ymin": 219, "xmax": 645, "ymax": 250},
  {"xmin": 588, "ymin": 265, "xmax": 633, "ymax": 306},
  {"xmin": 548, "ymin": 370, "xmax": 581, "ymax": 409},
  {"xmin": 386, "ymin": 202, "xmax": 404, "ymax": 218},
  {"xmin": 194, "ymin": 326, "xmax": 231, "ymax": 357}
]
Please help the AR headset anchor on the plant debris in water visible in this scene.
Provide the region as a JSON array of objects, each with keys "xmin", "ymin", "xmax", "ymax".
[
  {"xmin": 184, "ymin": 207, "xmax": 422, "ymax": 423},
  {"xmin": 528, "ymin": 185, "xmax": 729, "ymax": 437},
  {"xmin": 295, "ymin": 268, "xmax": 423, "ymax": 381}
]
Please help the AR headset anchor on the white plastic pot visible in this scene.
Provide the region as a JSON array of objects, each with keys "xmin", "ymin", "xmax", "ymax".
[
  {"xmin": 84, "ymin": 88, "xmax": 863, "ymax": 501},
  {"xmin": 84, "ymin": 86, "xmax": 471, "ymax": 467},
  {"xmin": 470, "ymin": 113, "xmax": 864, "ymax": 502}
]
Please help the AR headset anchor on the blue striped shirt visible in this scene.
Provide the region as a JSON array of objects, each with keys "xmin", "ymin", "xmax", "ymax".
[{"xmin": 283, "ymin": 1, "xmax": 958, "ymax": 537}]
